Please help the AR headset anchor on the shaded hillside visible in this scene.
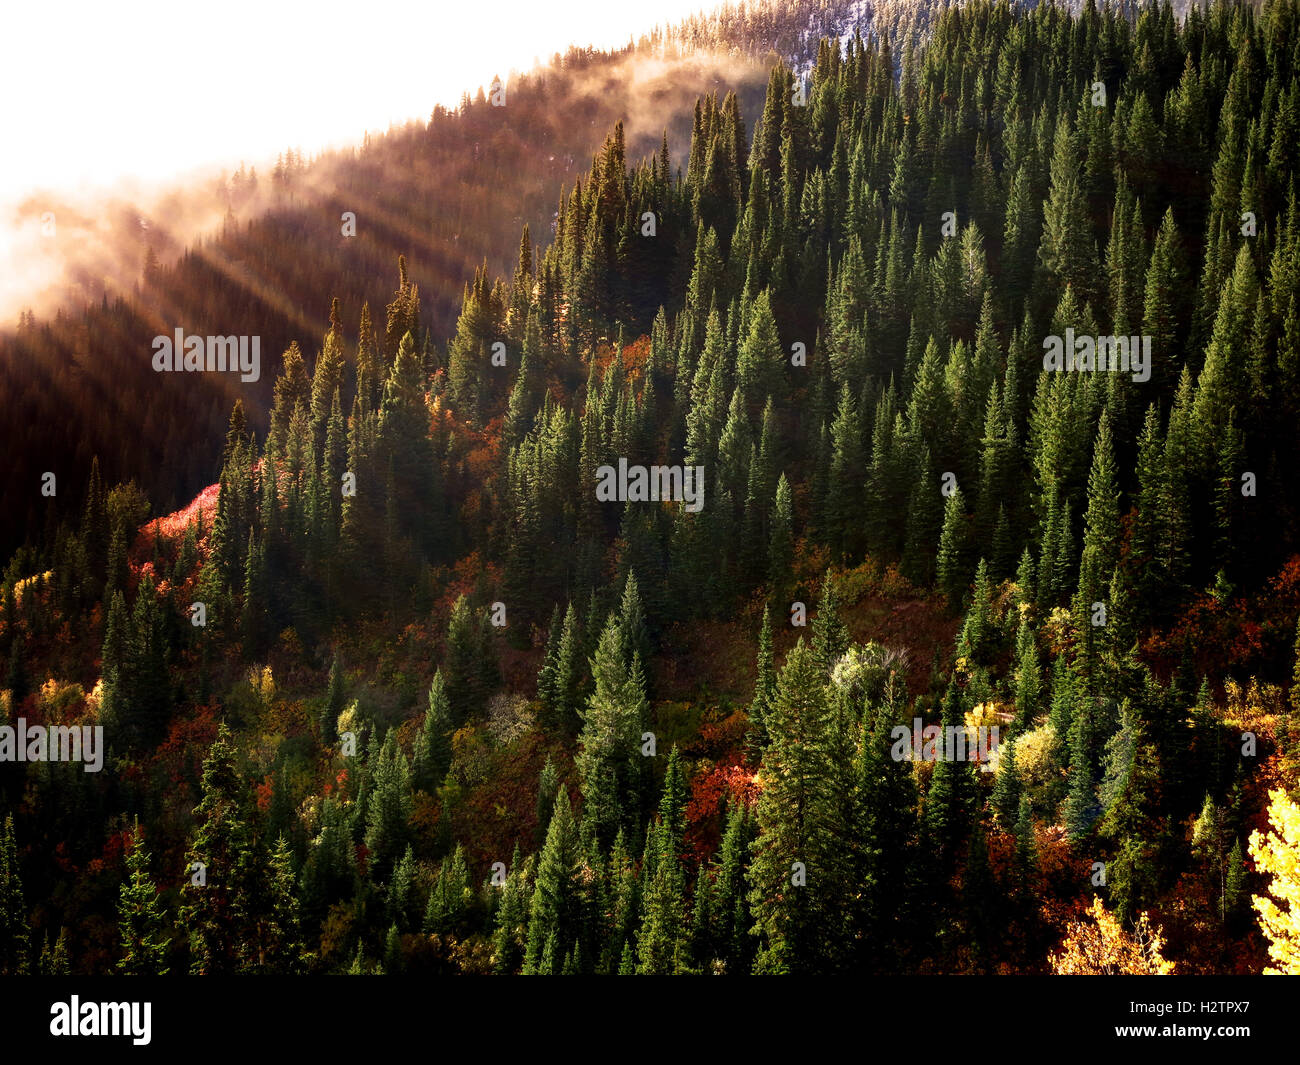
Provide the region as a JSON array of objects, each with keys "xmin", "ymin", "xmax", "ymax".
[{"xmin": 0, "ymin": 47, "xmax": 775, "ymax": 561}]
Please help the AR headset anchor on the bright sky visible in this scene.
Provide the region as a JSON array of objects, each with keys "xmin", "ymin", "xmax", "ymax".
[{"xmin": 0, "ymin": 0, "xmax": 712, "ymax": 203}]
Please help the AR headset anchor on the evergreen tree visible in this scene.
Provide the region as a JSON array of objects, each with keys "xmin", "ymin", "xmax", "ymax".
[
  {"xmin": 811, "ymin": 569, "xmax": 850, "ymax": 677},
  {"xmin": 412, "ymin": 671, "xmax": 453, "ymax": 793},
  {"xmin": 264, "ymin": 835, "xmax": 304, "ymax": 974},
  {"xmin": 0, "ymin": 815, "xmax": 29, "ymax": 975},
  {"xmin": 179, "ymin": 725, "xmax": 260, "ymax": 974},
  {"xmin": 117, "ymin": 821, "xmax": 170, "ymax": 975},
  {"xmin": 749, "ymin": 607, "xmax": 777, "ymax": 749},
  {"xmin": 936, "ymin": 486, "xmax": 971, "ymax": 610},
  {"xmin": 523, "ymin": 789, "xmax": 582, "ymax": 974},
  {"xmin": 768, "ymin": 473, "xmax": 795, "ymax": 601},
  {"xmin": 492, "ymin": 846, "xmax": 531, "ymax": 974},
  {"xmin": 575, "ymin": 617, "xmax": 647, "ymax": 851},
  {"xmin": 321, "ymin": 653, "xmax": 345, "ymax": 744},
  {"xmin": 748, "ymin": 639, "xmax": 848, "ymax": 974},
  {"xmin": 364, "ymin": 731, "xmax": 414, "ymax": 881}
]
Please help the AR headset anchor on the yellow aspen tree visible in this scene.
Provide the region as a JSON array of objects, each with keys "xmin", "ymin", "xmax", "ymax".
[
  {"xmin": 1248, "ymin": 788, "xmax": 1300, "ymax": 975},
  {"xmin": 1049, "ymin": 896, "xmax": 1175, "ymax": 974}
]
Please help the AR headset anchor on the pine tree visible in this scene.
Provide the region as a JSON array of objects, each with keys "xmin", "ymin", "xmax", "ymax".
[
  {"xmin": 737, "ymin": 289, "xmax": 782, "ymax": 408},
  {"xmin": 241, "ymin": 528, "xmax": 269, "ymax": 657},
  {"xmin": 535, "ymin": 755, "xmax": 560, "ymax": 851},
  {"xmin": 97, "ymin": 589, "xmax": 130, "ymax": 750},
  {"xmin": 811, "ymin": 569, "xmax": 850, "ymax": 677},
  {"xmin": 617, "ymin": 571, "xmax": 652, "ymax": 681},
  {"xmin": 1038, "ymin": 117, "xmax": 1100, "ymax": 306},
  {"xmin": 575, "ymin": 617, "xmax": 647, "ymax": 851},
  {"xmin": 1013, "ymin": 617, "xmax": 1043, "ymax": 733},
  {"xmin": 492, "ymin": 846, "xmax": 531, "ymax": 974},
  {"xmin": 423, "ymin": 844, "xmax": 472, "ymax": 936},
  {"xmin": 1013, "ymin": 795, "xmax": 1040, "ymax": 900},
  {"xmin": 1193, "ymin": 244, "xmax": 1258, "ymax": 465},
  {"xmin": 992, "ymin": 741, "xmax": 1021, "ymax": 829},
  {"xmin": 768, "ymin": 473, "xmax": 795, "ymax": 602},
  {"xmin": 936, "ymin": 486, "xmax": 971, "ymax": 610},
  {"xmin": 1082, "ymin": 409, "xmax": 1121, "ymax": 579},
  {"xmin": 828, "ymin": 384, "xmax": 867, "ymax": 560},
  {"xmin": 377, "ymin": 329, "xmax": 435, "ymax": 557},
  {"xmin": 117, "ymin": 821, "xmax": 170, "ymax": 975},
  {"xmin": 712, "ymin": 799, "xmax": 756, "ymax": 973},
  {"xmin": 364, "ymin": 731, "xmax": 414, "ymax": 881},
  {"xmin": 545, "ymin": 603, "xmax": 584, "ymax": 736},
  {"xmin": 636, "ymin": 749, "xmax": 690, "ymax": 976},
  {"xmin": 749, "ymin": 607, "xmax": 777, "ymax": 749},
  {"xmin": 956, "ymin": 559, "xmax": 995, "ymax": 667},
  {"xmin": 443, "ymin": 595, "xmax": 486, "ymax": 724},
  {"xmin": 300, "ymin": 796, "xmax": 356, "ymax": 924},
  {"xmin": 412, "ymin": 670, "xmax": 453, "ymax": 793},
  {"xmin": 0, "ymin": 815, "xmax": 29, "ymax": 975},
  {"xmin": 1065, "ymin": 695, "xmax": 1102, "ymax": 842},
  {"xmin": 1142, "ymin": 207, "xmax": 1184, "ymax": 390},
  {"xmin": 688, "ymin": 863, "xmax": 713, "ymax": 972},
  {"xmin": 635, "ymin": 819, "xmax": 688, "ymax": 975},
  {"xmin": 38, "ymin": 929, "xmax": 70, "ymax": 976},
  {"xmin": 179, "ymin": 724, "xmax": 260, "ymax": 974},
  {"xmin": 523, "ymin": 788, "xmax": 582, "ymax": 974},
  {"xmin": 321, "ymin": 653, "xmax": 345, "ymax": 744},
  {"xmin": 748, "ymin": 639, "xmax": 846, "ymax": 974},
  {"xmin": 264, "ymin": 835, "xmax": 304, "ymax": 974},
  {"xmin": 901, "ymin": 446, "xmax": 942, "ymax": 587},
  {"xmin": 269, "ymin": 342, "xmax": 312, "ymax": 456}
]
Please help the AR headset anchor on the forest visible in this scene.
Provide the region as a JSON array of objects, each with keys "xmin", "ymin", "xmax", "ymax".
[{"xmin": 2, "ymin": 0, "xmax": 1300, "ymax": 976}]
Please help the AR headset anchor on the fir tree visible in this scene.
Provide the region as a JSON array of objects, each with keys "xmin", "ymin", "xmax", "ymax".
[
  {"xmin": 117, "ymin": 821, "xmax": 170, "ymax": 975},
  {"xmin": 749, "ymin": 607, "xmax": 777, "ymax": 749},
  {"xmin": 523, "ymin": 789, "xmax": 582, "ymax": 974},
  {"xmin": 748, "ymin": 639, "xmax": 847, "ymax": 974},
  {"xmin": 179, "ymin": 725, "xmax": 260, "ymax": 975},
  {"xmin": 0, "ymin": 815, "xmax": 29, "ymax": 975},
  {"xmin": 575, "ymin": 617, "xmax": 647, "ymax": 851}
]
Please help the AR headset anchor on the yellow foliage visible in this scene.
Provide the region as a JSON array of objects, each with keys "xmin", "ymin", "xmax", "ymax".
[
  {"xmin": 1010, "ymin": 723, "xmax": 1062, "ymax": 793},
  {"xmin": 336, "ymin": 700, "xmax": 361, "ymax": 742},
  {"xmin": 36, "ymin": 677, "xmax": 87, "ymax": 720},
  {"xmin": 84, "ymin": 678, "xmax": 103, "ymax": 720},
  {"xmin": 966, "ymin": 701, "xmax": 1007, "ymax": 732},
  {"xmin": 277, "ymin": 627, "xmax": 303, "ymax": 659},
  {"xmin": 1041, "ymin": 606, "xmax": 1075, "ymax": 651},
  {"xmin": 1221, "ymin": 677, "xmax": 1283, "ymax": 735},
  {"xmin": 13, "ymin": 570, "xmax": 52, "ymax": 605},
  {"xmin": 1248, "ymin": 788, "xmax": 1300, "ymax": 975},
  {"xmin": 449, "ymin": 725, "xmax": 491, "ymax": 788},
  {"xmin": 1049, "ymin": 896, "xmax": 1175, "ymax": 975},
  {"xmin": 248, "ymin": 664, "xmax": 276, "ymax": 708}
]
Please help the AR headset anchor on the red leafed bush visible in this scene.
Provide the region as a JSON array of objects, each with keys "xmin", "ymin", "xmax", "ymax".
[
  {"xmin": 88, "ymin": 826, "xmax": 135, "ymax": 877},
  {"xmin": 685, "ymin": 761, "xmax": 759, "ymax": 857},
  {"xmin": 691, "ymin": 712, "xmax": 749, "ymax": 760},
  {"xmin": 136, "ymin": 482, "xmax": 221, "ymax": 552},
  {"xmin": 147, "ymin": 701, "xmax": 221, "ymax": 788}
]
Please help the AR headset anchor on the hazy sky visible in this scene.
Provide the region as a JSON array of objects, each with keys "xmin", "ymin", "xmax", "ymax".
[{"xmin": 2, "ymin": 0, "xmax": 713, "ymax": 203}]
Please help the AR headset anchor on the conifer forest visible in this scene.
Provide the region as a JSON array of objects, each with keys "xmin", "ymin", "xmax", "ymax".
[{"xmin": 4, "ymin": 0, "xmax": 1300, "ymax": 992}]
